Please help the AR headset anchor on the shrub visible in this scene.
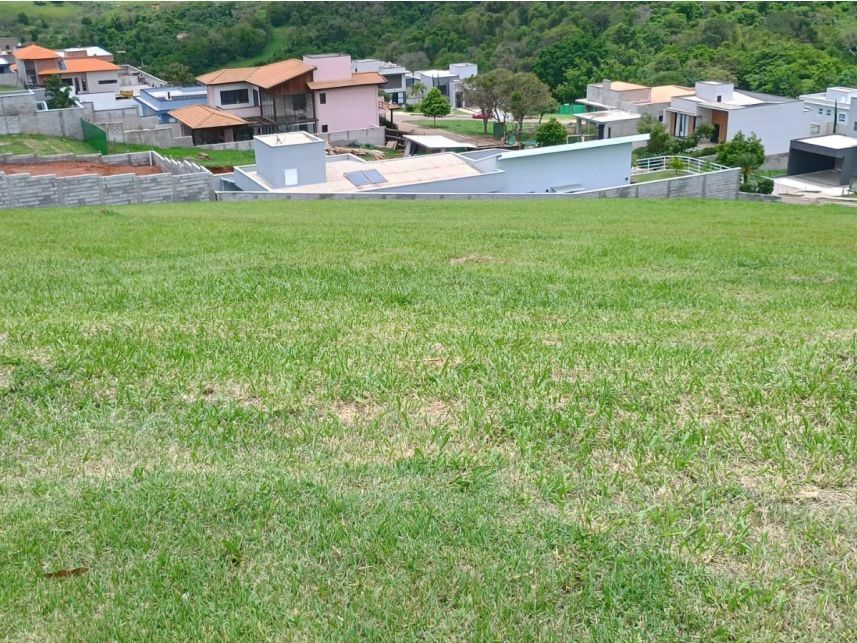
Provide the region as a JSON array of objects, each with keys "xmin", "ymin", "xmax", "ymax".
[{"xmin": 535, "ymin": 118, "xmax": 566, "ymax": 147}]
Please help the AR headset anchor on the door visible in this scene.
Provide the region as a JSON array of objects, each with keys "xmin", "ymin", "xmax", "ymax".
[{"xmin": 711, "ymin": 124, "xmax": 720, "ymax": 143}]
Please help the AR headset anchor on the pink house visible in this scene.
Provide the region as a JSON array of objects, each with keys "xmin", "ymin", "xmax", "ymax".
[{"xmin": 303, "ymin": 54, "xmax": 385, "ymax": 134}]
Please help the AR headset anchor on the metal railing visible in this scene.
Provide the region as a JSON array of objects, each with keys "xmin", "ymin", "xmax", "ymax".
[{"xmin": 633, "ymin": 155, "xmax": 730, "ymax": 175}]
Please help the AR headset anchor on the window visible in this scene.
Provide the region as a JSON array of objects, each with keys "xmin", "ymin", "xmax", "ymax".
[
  {"xmin": 658, "ymin": 114, "xmax": 663, "ymax": 122},
  {"xmin": 716, "ymin": 95, "xmax": 722, "ymax": 102},
  {"xmin": 854, "ymin": 121, "xmax": 857, "ymax": 132},
  {"xmin": 819, "ymin": 108, "xmax": 824, "ymax": 114},
  {"xmin": 321, "ymin": 124, "xmax": 328, "ymax": 133},
  {"xmin": 98, "ymin": 79, "xmax": 118, "ymax": 85},
  {"xmin": 284, "ymin": 168, "xmax": 298, "ymax": 186},
  {"xmin": 319, "ymin": 92, "xmax": 326, "ymax": 105},
  {"xmin": 838, "ymin": 113, "xmax": 846, "ymax": 122},
  {"xmin": 220, "ymin": 88, "xmax": 249, "ymax": 105},
  {"xmin": 826, "ymin": 109, "xmax": 832, "ymax": 116}
]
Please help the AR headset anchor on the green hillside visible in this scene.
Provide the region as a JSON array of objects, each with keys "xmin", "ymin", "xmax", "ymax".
[
  {"xmin": 1, "ymin": 2, "xmax": 855, "ymax": 96},
  {"xmin": 1, "ymin": 200, "xmax": 856, "ymax": 639}
]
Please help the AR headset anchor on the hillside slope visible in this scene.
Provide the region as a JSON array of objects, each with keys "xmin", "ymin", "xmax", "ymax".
[{"xmin": 1, "ymin": 199, "xmax": 856, "ymax": 638}]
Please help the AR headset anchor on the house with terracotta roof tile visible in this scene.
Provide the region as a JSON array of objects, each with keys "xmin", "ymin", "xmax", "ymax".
[
  {"xmin": 196, "ymin": 54, "xmax": 385, "ymax": 139},
  {"xmin": 12, "ymin": 43, "xmax": 120, "ymax": 93}
]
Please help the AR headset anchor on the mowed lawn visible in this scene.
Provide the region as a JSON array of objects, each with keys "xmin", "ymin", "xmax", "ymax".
[{"xmin": 1, "ymin": 200, "xmax": 856, "ymax": 640}]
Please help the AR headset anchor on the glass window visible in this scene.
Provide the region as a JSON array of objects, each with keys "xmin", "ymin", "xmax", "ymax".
[
  {"xmin": 838, "ymin": 113, "xmax": 846, "ymax": 122},
  {"xmin": 319, "ymin": 92, "xmax": 326, "ymax": 105},
  {"xmin": 321, "ymin": 124, "xmax": 328, "ymax": 133},
  {"xmin": 220, "ymin": 89, "xmax": 249, "ymax": 105}
]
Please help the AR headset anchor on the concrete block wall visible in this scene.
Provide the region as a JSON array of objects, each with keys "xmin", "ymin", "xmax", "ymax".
[
  {"xmin": 58, "ymin": 174, "xmax": 104, "ymax": 206},
  {"xmin": 216, "ymin": 168, "xmax": 742, "ymax": 202},
  {"xmin": 320, "ymin": 126, "xmax": 386, "ymax": 147},
  {"xmin": 0, "ymin": 151, "xmax": 213, "ymax": 210}
]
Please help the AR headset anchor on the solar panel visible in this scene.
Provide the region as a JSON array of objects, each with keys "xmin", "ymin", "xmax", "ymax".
[
  {"xmin": 363, "ymin": 169, "xmax": 387, "ymax": 185},
  {"xmin": 344, "ymin": 171, "xmax": 371, "ymax": 187}
]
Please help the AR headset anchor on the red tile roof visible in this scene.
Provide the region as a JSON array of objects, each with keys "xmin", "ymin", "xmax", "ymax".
[
  {"xmin": 13, "ymin": 44, "xmax": 60, "ymax": 60},
  {"xmin": 38, "ymin": 58, "xmax": 120, "ymax": 75},
  {"xmin": 197, "ymin": 59, "xmax": 315, "ymax": 90},
  {"xmin": 169, "ymin": 104, "xmax": 249, "ymax": 129}
]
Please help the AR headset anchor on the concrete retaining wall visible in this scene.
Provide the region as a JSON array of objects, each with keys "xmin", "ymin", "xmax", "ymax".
[
  {"xmin": 0, "ymin": 90, "xmax": 87, "ymax": 138},
  {"xmin": 0, "ymin": 72, "xmax": 17, "ymax": 86},
  {"xmin": 197, "ymin": 140, "xmax": 255, "ymax": 151},
  {"xmin": 0, "ymin": 151, "xmax": 213, "ymax": 209},
  {"xmin": 216, "ymin": 168, "xmax": 742, "ymax": 202},
  {"xmin": 320, "ymin": 126, "xmax": 386, "ymax": 147}
]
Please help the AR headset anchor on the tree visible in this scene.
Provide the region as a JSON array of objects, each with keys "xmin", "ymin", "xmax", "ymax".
[
  {"xmin": 535, "ymin": 118, "xmax": 566, "ymax": 147},
  {"xmin": 690, "ymin": 121, "xmax": 715, "ymax": 146},
  {"xmin": 408, "ymin": 81, "xmax": 427, "ymax": 104},
  {"xmin": 668, "ymin": 156, "xmax": 686, "ymax": 175},
  {"xmin": 420, "ymin": 87, "xmax": 451, "ymax": 124},
  {"xmin": 43, "ymin": 75, "xmax": 74, "ymax": 109},
  {"xmin": 160, "ymin": 62, "xmax": 196, "ymax": 86},
  {"xmin": 637, "ymin": 114, "xmax": 672, "ymax": 156},
  {"xmin": 715, "ymin": 131, "xmax": 765, "ymax": 182},
  {"xmin": 501, "ymin": 72, "xmax": 555, "ymax": 139},
  {"xmin": 462, "ymin": 69, "xmax": 512, "ymax": 134}
]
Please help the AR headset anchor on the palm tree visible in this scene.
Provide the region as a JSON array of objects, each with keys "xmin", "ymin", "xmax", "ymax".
[{"xmin": 408, "ymin": 81, "xmax": 427, "ymax": 105}]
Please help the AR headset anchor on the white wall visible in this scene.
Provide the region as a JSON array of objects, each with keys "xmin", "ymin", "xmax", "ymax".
[
  {"xmin": 82, "ymin": 70, "xmax": 121, "ymax": 94},
  {"xmin": 206, "ymin": 83, "xmax": 261, "ymax": 117},
  {"xmin": 726, "ymin": 101, "xmax": 806, "ymax": 155},
  {"xmin": 494, "ymin": 142, "xmax": 634, "ymax": 193}
]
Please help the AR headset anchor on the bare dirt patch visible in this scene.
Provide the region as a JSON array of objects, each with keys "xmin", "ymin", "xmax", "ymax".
[
  {"xmin": 450, "ymin": 254, "xmax": 498, "ymax": 265},
  {"xmin": 0, "ymin": 161, "xmax": 162, "ymax": 178}
]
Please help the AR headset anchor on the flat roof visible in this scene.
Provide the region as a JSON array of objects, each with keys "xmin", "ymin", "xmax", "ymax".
[
  {"xmin": 794, "ymin": 134, "xmax": 857, "ymax": 150},
  {"xmin": 241, "ymin": 152, "xmax": 487, "ymax": 193},
  {"xmin": 576, "ymin": 110, "xmax": 641, "ymax": 123},
  {"xmin": 307, "ymin": 71, "xmax": 386, "ymax": 91},
  {"xmin": 416, "ymin": 69, "xmax": 457, "ymax": 79},
  {"xmin": 403, "ymin": 134, "xmax": 476, "ymax": 149},
  {"xmin": 497, "ymin": 134, "xmax": 649, "ymax": 160},
  {"xmin": 255, "ymin": 131, "xmax": 324, "ymax": 147}
]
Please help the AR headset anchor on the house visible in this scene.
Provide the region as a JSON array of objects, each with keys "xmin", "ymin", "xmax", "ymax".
[
  {"xmin": 402, "ymin": 134, "xmax": 476, "ymax": 156},
  {"xmin": 573, "ymin": 110, "xmax": 642, "ymax": 145},
  {"xmin": 230, "ymin": 131, "xmax": 648, "ymax": 195},
  {"xmin": 408, "ymin": 63, "xmax": 478, "ymax": 109},
  {"xmin": 12, "ymin": 44, "xmax": 61, "ymax": 87},
  {"xmin": 577, "ymin": 80, "xmax": 693, "ymax": 120},
  {"xmin": 0, "ymin": 53, "xmax": 12, "ymax": 74},
  {"xmin": 12, "ymin": 43, "xmax": 120, "ymax": 93},
  {"xmin": 353, "ymin": 59, "xmax": 408, "ymax": 105},
  {"xmin": 0, "ymin": 37, "xmax": 18, "ymax": 53},
  {"xmin": 169, "ymin": 104, "xmax": 254, "ymax": 145},
  {"xmin": 786, "ymin": 135, "xmax": 857, "ymax": 187},
  {"xmin": 664, "ymin": 81, "xmax": 805, "ymax": 155},
  {"xmin": 799, "ymin": 87, "xmax": 857, "ymax": 138},
  {"xmin": 134, "ymin": 86, "xmax": 208, "ymax": 124},
  {"xmin": 197, "ymin": 54, "xmax": 384, "ymax": 139},
  {"xmin": 303, "ymin": 54, "xmax": 385, "ymax": 134},
  {"xmin": 197, "ymin": 58, "xmax": 318, "ymax": 133}
]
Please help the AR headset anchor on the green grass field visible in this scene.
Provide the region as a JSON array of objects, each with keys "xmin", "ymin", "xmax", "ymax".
[
  {"xmin": 0, "ymin": 134, "xmax": 96, "ymax": 156},
  {"xmin": 413, "ymin": 118, "xmax": 491, "ymax": 137},
  {"xmin": 1, "ymin": 200, "xmax": 856, "ymax": 639}
]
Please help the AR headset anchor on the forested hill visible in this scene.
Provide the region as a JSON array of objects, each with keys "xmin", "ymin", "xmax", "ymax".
[{"xmin": 3, "ymin": 1, "xmax": 856, "ymax": 98}]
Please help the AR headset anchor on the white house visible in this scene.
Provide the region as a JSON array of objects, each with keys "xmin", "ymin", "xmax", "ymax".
[
  {"xmin": 663, "ymin": 81, "xmax": 805, "ymax": 155},
  {"xmin": 231, "ymin": 132, "xmax": 648, "ymax": 195},
  {"xmin": 408, "ymin": 62, "xmax": 478, "ymax": 109},
  {"xmin": 799, "ymin": 87, "xmax": 857, "ymax": 138}
]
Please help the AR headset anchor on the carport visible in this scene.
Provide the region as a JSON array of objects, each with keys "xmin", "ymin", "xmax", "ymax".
[{"xmin": 787, "ymin": 135, "xmax": 857, "ymax": 186}]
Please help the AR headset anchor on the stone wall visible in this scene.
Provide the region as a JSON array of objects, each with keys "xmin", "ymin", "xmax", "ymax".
[
  {"xmin": 0, "ymin": 151, "xmax": 213, "ymax": 210},
  {"xmin": 0, "ymin": 72, "xmax": 17, "ymax": 86},
  {"xmin": 216, "ymin": 168, "xmax": 742, "ymax": 202}
]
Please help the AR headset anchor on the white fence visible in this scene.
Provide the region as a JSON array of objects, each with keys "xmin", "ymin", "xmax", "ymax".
[{"xmin": 633, "ymin": 155, "xmax": 730, "ymax": 175}]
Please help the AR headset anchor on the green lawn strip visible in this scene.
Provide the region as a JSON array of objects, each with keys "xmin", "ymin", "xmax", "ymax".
[
  {"xmin": 412, "ymin": 119, "xmax": 491, "ymax": 136},
  {"xmin": 0, "ymin": 134, "xmax": 97, "ymax": 156},
  {"xmin": 0, "ymin": 200, "xmax": 855, "ymax": 638}
]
